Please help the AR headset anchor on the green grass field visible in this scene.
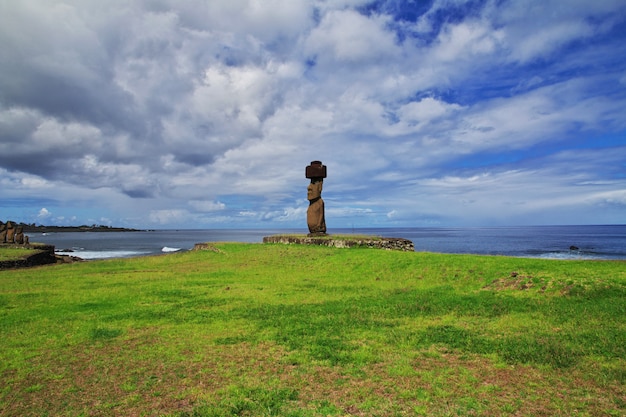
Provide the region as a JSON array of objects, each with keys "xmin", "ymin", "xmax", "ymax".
[{"xmin": 1, "ymin": 243, "xmax": 625, "ymax": 416}]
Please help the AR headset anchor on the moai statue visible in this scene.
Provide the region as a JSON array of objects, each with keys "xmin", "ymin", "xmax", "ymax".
[
  {"xmin": 305, "ymin": 161, "xmax": 327, "ymax": 236},
  {"xmin": 5, "ymin": 221, "xmax": 15, "ymax": 244},
  {"xmin": 15, "ymin": 226, "xmax": 25, "ymax": 245},
  {"xmin": 0, "ymin": 221, "xmax": 6, "ymax": 243}
]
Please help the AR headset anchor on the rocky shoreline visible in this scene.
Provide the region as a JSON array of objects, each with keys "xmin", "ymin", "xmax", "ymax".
[
  {"xmin": 262, "ymin": 235, "xmax": 415, "ymax": 251},
  {"xmin": 1, "ymin": 235, "xmax": 415, "ymax": 271}
]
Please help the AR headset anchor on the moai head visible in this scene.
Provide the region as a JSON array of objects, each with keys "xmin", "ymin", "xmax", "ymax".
[
  {"xmin": 307, "ymin": 181, "xmax": 323, "ymax": 201},
  {"xmin": 306, "ymin": 160, "xmax": 326, "ymax": 201}
]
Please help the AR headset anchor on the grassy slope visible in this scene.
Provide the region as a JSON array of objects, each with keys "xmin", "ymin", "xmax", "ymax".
[{"xmin": 0, "ymin": 243, "xmax": 624, "ymax": 416}]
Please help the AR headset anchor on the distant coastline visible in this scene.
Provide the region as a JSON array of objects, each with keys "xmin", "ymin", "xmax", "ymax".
[{"xmin": 18, "ymin": 223, "xmax": 145, "ymax": 233}]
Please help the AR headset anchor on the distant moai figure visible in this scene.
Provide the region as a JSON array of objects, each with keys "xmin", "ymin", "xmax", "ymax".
[
  {"xmin": 15, "ymin": 226, "xmax": 25, "ymax": 244},
  {"xmin": 0, "ymin": 221, "xmax": 6, "ymax": 243},
  {"xmin": 5, "ymin": 221, "xmax": 15, "ymax": 244},
  {"xmin": 306, "ymin": 161, "xmax": 327, "ymax": 236}
]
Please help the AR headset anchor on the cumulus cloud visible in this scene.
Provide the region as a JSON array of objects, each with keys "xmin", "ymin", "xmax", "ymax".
[
  {"xmin": 306, "ymin": 9, "xmax": 400, "ymax": 64},
  {"xmin": 149, "ymin": 209, "xmax": 189, "ymax": 225},
  {"xmin": 189, "ymin": 200, "xmax": 227, "ymax": 212},
  {"xmin": 0, "ymin": 0, "xmax": 625, "ymax": 227},
  {"xmin": 37, "ymin": 208, "xmax": 51, "ymax": 219}
]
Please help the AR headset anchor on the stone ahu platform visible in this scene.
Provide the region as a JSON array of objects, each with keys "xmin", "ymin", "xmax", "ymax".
[
  {"xmin": 262, "ymin": 234, "xmax": 415, "ymax": 252},
  {"xmin": 0, "ymin": 244, "xmax": 58, "ymax": 269}
]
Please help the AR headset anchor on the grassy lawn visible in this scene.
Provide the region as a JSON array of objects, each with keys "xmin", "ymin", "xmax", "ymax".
[{"xmin": 1, "ymin": 243, "xmax": 625, "ymax": 416}]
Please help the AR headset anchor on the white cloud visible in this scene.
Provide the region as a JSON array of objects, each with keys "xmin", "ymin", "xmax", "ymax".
[
  {"xmin": 511, "ymin": 21, "xmax": 594, "ymax": 63},
  {"xmin": 396, "ymin": 97, "xmax": 464, "ymax": 131},
  {"xmin": 495, "ymin": 0, "xmax": 626, "ymax": 63},
  {"xmin": 433, "ymin": 20, "xmax": 504, "ymax": 62},
  {"xmin": 31, "ymin": 118, "xmax": 102, "ymax": 150},
  {"xmin": 189, "ymin": 200, "xmax": 226, "ymax": 212},
  {"xmin": 589, "ymin": 190, "xmax": 626, "ymax": 207},
  {"xmin": 148, "ymin": 209, "xmax": 189, "ymax": 225},
  {"xmin": 305, "ymin": 9, "xmax": 400, "ymax": 64},
  {"xmin": 38, "ymin": 208, "xmax": 51, "ymax": 219},
  {"xmin": 20, "ymin": 176, "xmax": 48, "ymax": 189},
  {"xmin": 0, "ymin": 0, "xmax": 625, "ymax": 228},
  {"xmin": 388, "ymin": 147, "xmax": 626, "ymax": 225}
]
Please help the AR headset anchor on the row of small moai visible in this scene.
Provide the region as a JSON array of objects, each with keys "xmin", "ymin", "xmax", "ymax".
[{"xmin": 0, "ymin": 221, "xmax": 29, "ymax": 245}]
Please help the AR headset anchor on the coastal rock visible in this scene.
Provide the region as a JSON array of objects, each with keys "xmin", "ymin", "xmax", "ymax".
[
  {"xmin": 192, "ymin": 243, "xmax": 222, "ymax": 253},
  {"xmin": 55, "ymin": 254, "xmax": 84, "ymax": 264}
]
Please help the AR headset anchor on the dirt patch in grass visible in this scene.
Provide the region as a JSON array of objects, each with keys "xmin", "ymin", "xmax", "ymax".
[
  {"xmin": 484, "ymin": 271, "xmax": 549, "ymax": 292},
  {"xmin": 284, "ymin": 351, "xmax": 625, "ymax": 416},
  {"xmin": 2, "ymin": 336, "xmax": 287, "ymax": 416},
  {"xmin": 3, "ymin": 338, "xmax": 625, "ymax": 417}
]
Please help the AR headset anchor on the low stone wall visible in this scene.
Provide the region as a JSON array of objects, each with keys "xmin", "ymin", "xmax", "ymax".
[
  {"xmin": 262, "ymin": 235, "xmax": 415, "ymax": 252},
  {"xmin": 0, "ymin": 244, "xmax": 57, "ymax": 269}
]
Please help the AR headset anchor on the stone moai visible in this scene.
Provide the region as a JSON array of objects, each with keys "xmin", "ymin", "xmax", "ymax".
[
  {"xmin": 306, "ymin": 160, "xmax": 327, "ymax": 236},
  {"xmin": 0, "ymin": 221, "xmax": 6, "ymax": 243},
  {"xmin": 15, "ymin": 226, "xmax": 25, "ymax": 244},
  {"xmin": 5, "ymin": 221, "xmax": 15, "ymax": 244}
]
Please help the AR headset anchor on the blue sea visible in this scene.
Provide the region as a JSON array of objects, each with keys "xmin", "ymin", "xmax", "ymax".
[{"xmin": 31, "ymin": 225, "xmax": 626, "ymax": 261}]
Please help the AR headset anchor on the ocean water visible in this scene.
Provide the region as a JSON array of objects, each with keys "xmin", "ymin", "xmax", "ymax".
[{"xmin": 31, "ymin": 225, "xmax": 626, "ymax": 260}]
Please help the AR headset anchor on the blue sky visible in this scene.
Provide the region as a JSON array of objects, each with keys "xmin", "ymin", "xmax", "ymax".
[{"xmin": 1, "ymin": 0, "xmax": 625, "ymax": 229}]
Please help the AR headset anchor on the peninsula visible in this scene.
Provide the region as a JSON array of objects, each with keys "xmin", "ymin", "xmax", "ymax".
[{"xmin": 18, "ymin": 223, "xmax": 144, "ymax": 233}]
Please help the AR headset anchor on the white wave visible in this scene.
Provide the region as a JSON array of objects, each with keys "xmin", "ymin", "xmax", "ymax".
[
  {"xmin": 534, "ymin": 252, "xmax": 606, "ymax": 260},
  {"xmin": 67, "ymin": 250, "xmax": 150, "ymax": 260},
  {"xmin": 162, "ymin": 246, "xmax": 182, "ymax": 253}
]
